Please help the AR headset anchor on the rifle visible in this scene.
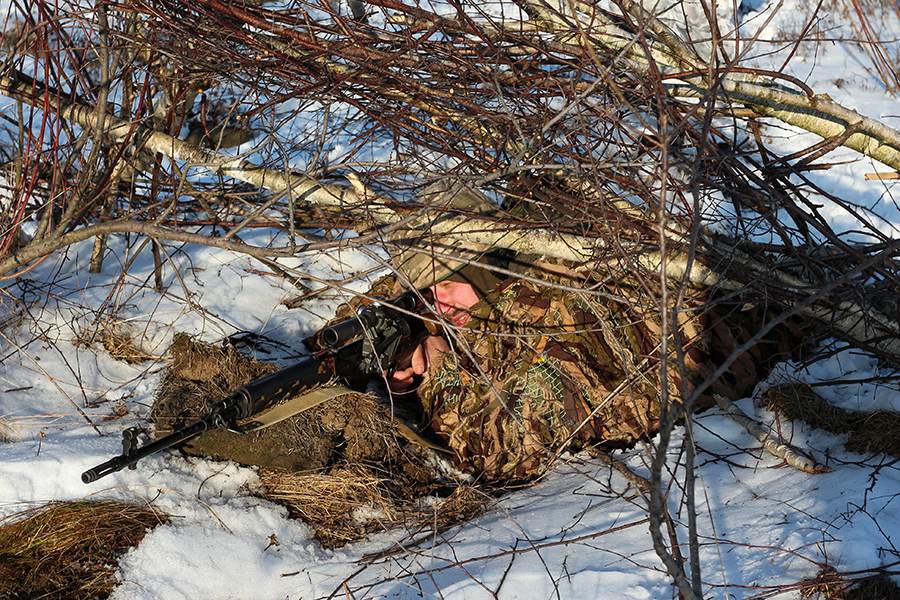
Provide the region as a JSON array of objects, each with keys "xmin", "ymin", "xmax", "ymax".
[{"xmin": 81, "ymin": 291, "xmax": 430, "ymax": 484}]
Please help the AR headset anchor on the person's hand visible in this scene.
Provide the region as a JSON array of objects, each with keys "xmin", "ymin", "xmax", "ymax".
[{"xmin": 388, "ymin": 335, "xmax": 450, "ymax": 393}]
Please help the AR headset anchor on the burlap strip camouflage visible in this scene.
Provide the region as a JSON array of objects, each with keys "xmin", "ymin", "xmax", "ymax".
[{"xmin": 412, "ymin": 257, "xmax": 724, "ymax": 481}]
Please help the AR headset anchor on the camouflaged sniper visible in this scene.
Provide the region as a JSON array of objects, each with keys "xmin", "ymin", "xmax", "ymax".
[
  {"xmin": 389, "ymin": 179, "xmax": 782, "ymax": 481},
  {"xmin": 388, "ymin": 229, "xmax": 716, "ymax": 480}
]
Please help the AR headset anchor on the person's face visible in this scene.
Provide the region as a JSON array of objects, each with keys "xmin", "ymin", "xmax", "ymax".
[{"xmin": 430, "ymin": 280, "xmax": 479, "ymax": 327}]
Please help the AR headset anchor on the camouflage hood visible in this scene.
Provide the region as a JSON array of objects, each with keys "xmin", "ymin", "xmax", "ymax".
[
  {"xmin": 389, "ymin": 180, "xmax": 509, "ymax": 291},
  {"xmin": 389, "ymin": 231, "xmax": 498, "ymax": 292}
]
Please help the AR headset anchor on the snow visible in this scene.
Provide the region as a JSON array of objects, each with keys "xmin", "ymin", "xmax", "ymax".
[{"xmin": 1, "ymin": 0, "xmax": 900, "ymax": 598}]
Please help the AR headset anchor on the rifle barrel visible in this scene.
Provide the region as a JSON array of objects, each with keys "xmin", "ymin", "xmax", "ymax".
[
  {"xmin": 81, "ymin": 411, "xmax": 220, "ymax": 483},
  {"xmin": 81, "ymin": 349, "xmax": 359, "ymax": 484},
  {"xmin": 81, "ymin": 292, "xmax": 425, "ymax": 485}
]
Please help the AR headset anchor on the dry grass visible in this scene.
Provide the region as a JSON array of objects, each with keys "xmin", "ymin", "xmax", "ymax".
[
  {"xmin": 844, "ymin": 575, "xmax": 900, "ymax": 600},
  {"xmin": 801, "ymin": 565, "xmax": 900, "ymax": 599},
  {"xmin": 99, "ymin": 328, "xmax": 154, "ymax": 364},
  {"xmin": 0, "ymin": 413, "xmax": 85, "ymax": 442},
  {"xmin": 0, "ymin": 500, "xmax": 168, "ymax": 599},
  {"xmin": 762, "ymin": 383, "xmax": 900, "ymax": 457},
  {"xmin": 261, "ymin": 466, "xmax": 404, "ymax": 546},
  {"xmin": 152, "ymin": 332, "xmax": 278, "ymax": 432},
  {"xmin": 72, "ymin": 322, "xmax": 156, "ymax": 364},
  {"xmin": 260, "ymin": 467, "xmax": 490, "ymax": 547},
  {"xmin": 0, "ymin": 412, "xmax": 13, "ymax": 442}
]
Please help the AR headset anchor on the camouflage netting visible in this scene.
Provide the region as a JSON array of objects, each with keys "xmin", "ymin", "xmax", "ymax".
[{"xmin": 152, "ymin": 333, "xmax": 475, "ymax": 546}]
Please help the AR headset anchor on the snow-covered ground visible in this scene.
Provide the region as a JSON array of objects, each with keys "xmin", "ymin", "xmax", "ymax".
[{"xmin": 1, "ymin": 0, "xmax": 900, "ymax": 598}]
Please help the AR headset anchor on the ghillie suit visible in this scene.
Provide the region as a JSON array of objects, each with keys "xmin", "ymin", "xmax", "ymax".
[
  {"xmin": 417, "ymin": 267, "xmax": 683, "ymax": 480},
  {"xmin": 388, "ymin": 222, "xmax": 807, "ymax": 481}
]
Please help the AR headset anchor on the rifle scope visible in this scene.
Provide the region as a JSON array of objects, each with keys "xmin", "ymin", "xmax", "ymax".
[{"xmin": 320, "ymin": 292, "xmax": 419, "ymax": 348}]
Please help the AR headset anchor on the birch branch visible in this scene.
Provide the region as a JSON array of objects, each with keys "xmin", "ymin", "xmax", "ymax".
[
  {"xmin": 0, "ymin": 70, "xmax": 624, "ymax": 259},
  {"xmin": 668, "ymin": 78, "xmax": 900, "ymax": 171},
  {"xmin": 0, "ymin": 72, "xmax": 366, "ymax": 214},
  {"xmin": 714, "ymin": 395, "xmax": 834, "ymax": 474},
  {"xmin": 534, "ymin": 0, "xmax": 900, "ymax": 171}
]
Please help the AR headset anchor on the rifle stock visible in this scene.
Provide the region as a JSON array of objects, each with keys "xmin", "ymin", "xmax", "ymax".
[{"xmin": 82, "ymin": 291, "xmax": 428, "ymax": 484}]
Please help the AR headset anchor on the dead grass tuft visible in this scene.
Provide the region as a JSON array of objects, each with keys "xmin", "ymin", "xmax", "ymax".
[
  {"xmin": 260, "ymin": 468, "xmax": 490, "ymax": 547},
  {"xmin": 801, "ymin": 565, "xmax": 900, "ymax": 599},
  {"xmin": 261, "ymin": 466, "xmax": 403, "ymax": 546},
  {"xmin": 762, "ymin": 383, "xmax": 900, "ymax": 457},
  {"xmin": 802, "ymin": 566, "xmax": 850, "ymax": 599},
  {"xmin": 166, "ymin": 332, "xmax": 278, "ymax": 388},
  {"xmin": 844, "ymin": 575, "xmax": 900, "ymax": 600},
  {"xmin": 99, "ymin": 328, "xmax": 154, "ymax": 364},
  {"xmin": 428, "ymin": 483, "xmax": 493, "ymax": 527},
  {"xmin": 73, "ymin": 323, "xmax": 156, "ymax": 364},
  {"xmin": 0, "ymin": 500, "xmax": 168, "ymax": 599},
  {"xmin": 151, "ymin": 332, "xmax": 278, "ymax": 435}
]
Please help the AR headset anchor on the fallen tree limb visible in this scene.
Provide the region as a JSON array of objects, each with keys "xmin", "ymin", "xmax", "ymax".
[
  {"xmin": 531, "ymin": 0, "xmax": 900, "ymax": 171},
  {"xmin": 0, "ymin": 72, "xmax": 361, "ymax": 213},
  {"xmin": 714, "ymin": 394, "xmax": 834, "ymax": 474},
  {"xmin": 3, "ymin": 2, "xmax": 900, "ymax": 369}
]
